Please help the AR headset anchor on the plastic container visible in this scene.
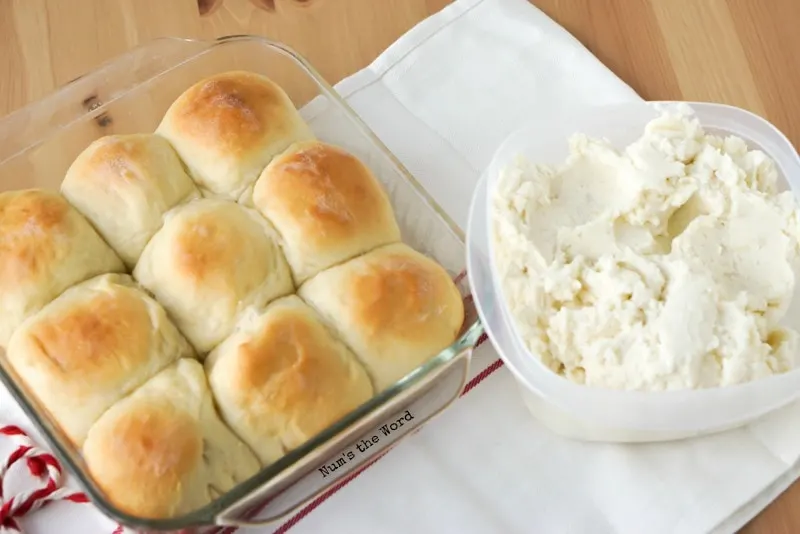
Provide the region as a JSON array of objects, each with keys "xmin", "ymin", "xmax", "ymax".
[
  {"xmin": 467, "ymin": 100, "xmax": 800, "ymax": 443},
  {"xmin": 0, "ymin": 36, "xmax": 484, "ymax": 533}
]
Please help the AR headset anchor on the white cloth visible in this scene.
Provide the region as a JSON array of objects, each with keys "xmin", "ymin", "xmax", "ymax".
[{"xmin": 3, "ymin": 0, "xmax": 800, "ymax": 532}]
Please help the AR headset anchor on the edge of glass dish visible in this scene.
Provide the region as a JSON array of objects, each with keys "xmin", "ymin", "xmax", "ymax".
[{"xmin": 0, "ymin": 35, "xmax": 484, "ymax": 530}]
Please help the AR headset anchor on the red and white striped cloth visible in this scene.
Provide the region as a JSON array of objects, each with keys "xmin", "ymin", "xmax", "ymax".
[{"xmin": 0, "ymin": 425, "xmax": 88, "ymax": 533}]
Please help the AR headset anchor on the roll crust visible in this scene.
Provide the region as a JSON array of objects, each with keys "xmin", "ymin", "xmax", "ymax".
[
  {"xmin": 299, "ymin": 243, "xmax": 465, "ymax": 391},
  {"xmin": 61, "ymin": 134, "xmax": 200, "ymax": 267},
  {"xmin": 82, "ymin": 359, "xmax": 261, "ymax": 519},
  {"xmin": 156, "ymin": 71, "xmax": 315, "ymax": 200},
  {"xmin": 206, "ymin": 296, "xmax": 374, "ymax": 464},
  {"xmin": 252, "ymin": 141, "xmax": 401, "ymax": 283},
  {"xmin": 0, "ymin": 189, "xmax": 125, "ymax": 348},
  {"xmin": 5, "ymin": 274, "xmax": 195, "ymax": 446},
  {"xmin": 133, "ymin": 199, "xmax": 294, "ymax": 354}
]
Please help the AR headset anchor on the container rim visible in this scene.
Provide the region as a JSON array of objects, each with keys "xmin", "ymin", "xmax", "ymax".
[{"xmin": 472, "ymin": 99, "xmax": 800, "ymax": 434}]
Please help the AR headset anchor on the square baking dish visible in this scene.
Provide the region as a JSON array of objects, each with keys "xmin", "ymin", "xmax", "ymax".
[{"xmin": 0, "ymin": 36, "xmax": 484, "ymax": 533}]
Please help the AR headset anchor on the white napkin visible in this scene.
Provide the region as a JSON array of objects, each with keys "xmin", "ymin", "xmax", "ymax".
[{"xmin": 3, "ymin": 0, "xmax": 800, "ymax": 532}]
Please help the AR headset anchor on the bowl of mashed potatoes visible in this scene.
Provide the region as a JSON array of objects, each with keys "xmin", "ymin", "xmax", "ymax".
[{"xmin": 467, "ymin": 101, "xmax": 800, "ymax": 442}]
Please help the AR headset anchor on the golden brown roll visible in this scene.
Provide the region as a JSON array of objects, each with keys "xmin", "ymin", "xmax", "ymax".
[
  {"xmin": 133, "ymin": 198, "xmax": 294, "ymax": 354},
  {"xmin": 156, "ymin": 71, "xmax": 315, "ymax": 200},
  {"xmin": 5, "ymin": 274, "xmax": 195, "ymax": 446},
  {"xmin": 82, "ymin": 359, "xmax": 261, "ymax": 519},
  {"xmin": 252, "ymin": 141, "xmax": 401, "ymax": 284},
  {"xmin": 0, "ymin": 189, "xmax": 125, "ymax": 348},
  {"xmin": 298, "ymin": 243, "xmax": 465, "ymax": 391},
  {"xmin": 205, "ymin": 295, "xmax": 374, "ymax": 464},
  {"xmin": 61, "ymin": 134, "xmax": 200, "ymax": 268}
]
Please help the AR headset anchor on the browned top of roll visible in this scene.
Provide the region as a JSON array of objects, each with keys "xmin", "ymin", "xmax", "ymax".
[
  {"xmin": 253, "ymin": 141, "xmax": 400, "ymax": 282},
  {"xmin": 83, "ymin": 395, "xmax": 204, "ymax": 518},
  {"xmin": 28, "ymin": 284, "xmax": 151, "ymax": 376},
  {"xmin": 0, "ymin": 189, "xmax": 71, "ymax": 282},
  {"xmin": 167, "ymin": 72, "xmax": 292, "ymax": 153}
]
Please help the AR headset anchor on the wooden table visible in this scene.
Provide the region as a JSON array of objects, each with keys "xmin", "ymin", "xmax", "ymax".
[{"xmin": 1, "ymin": 0, "xmax": 798, "ymax": 532}]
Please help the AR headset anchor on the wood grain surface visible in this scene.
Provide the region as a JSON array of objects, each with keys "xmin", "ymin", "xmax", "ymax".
[{"xmin": 0, "ymin": 1, "xmax": 798, "ymax": 533}]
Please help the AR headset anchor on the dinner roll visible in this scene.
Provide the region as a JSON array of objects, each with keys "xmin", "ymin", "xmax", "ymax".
[
  {"xmin": 61, "ymin": 134, "xmax": 200, "ymax": 267},
  {"xmin": 205, "ymin": 296, "xmax": 374, "ymax": 464},
  {"xmin": 298, "ymin": 243, "xmax": 465, "ymax": 391},
  {"xmin": 83, "ymin": 359, "xmax": 260, "ymax": 519},
  {"xmin": 0, "ymin": 189, "xmax": 125, "ymax": 348},
  {"xmin": 156, "ymin": 71, "xmax": 314, "ymax": 200},
  {"xmin": 133, "ymin": 198, "xmax": 293, "ymax": 354},
  {"xmin": 252, "ymin": 141, "xmax": 401, "ymax": 283},
  {"xmin": 5, "ymin": 274, "xmax": 195, "ymax": 446}
]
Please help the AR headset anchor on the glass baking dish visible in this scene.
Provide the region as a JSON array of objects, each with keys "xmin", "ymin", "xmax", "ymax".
[{"xmin": 0, "ymin": 36, "xmax": 484, "ymax": 533}]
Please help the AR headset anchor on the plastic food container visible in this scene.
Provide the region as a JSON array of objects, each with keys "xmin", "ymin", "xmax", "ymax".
[
  {"xmin": 0, "ymin": 36, "xmax": 483, "ymax": 532},
  {"xmin": 467, "ymin": 100, "xmax": 800, "ymax": 443}
]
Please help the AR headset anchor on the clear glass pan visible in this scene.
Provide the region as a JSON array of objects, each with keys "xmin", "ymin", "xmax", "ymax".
[{"xmin": 0, "ymin": 36, "xmax": 484, "ymax": 532}]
